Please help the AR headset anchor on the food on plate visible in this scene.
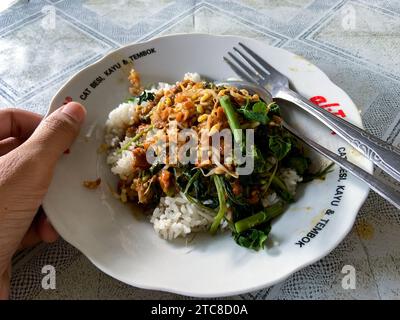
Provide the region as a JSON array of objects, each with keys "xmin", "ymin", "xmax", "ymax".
[
  {"xmin": 104, "ymin": 70, "xmax": 331, "ymax": 250},
  {"xmin": 83, "ymin": 178, "xmax": 101, "ymax": 189}
]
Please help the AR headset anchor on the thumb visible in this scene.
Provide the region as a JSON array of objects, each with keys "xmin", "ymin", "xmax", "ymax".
[{"xmin": 26, "ymin": 102, "xmax": 86, "ymax": 163}]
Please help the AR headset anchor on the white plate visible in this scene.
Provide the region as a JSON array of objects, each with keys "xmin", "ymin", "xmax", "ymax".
[{"xmin": 44, "ymin": 34, "xmax": 372, "ymax": 297}]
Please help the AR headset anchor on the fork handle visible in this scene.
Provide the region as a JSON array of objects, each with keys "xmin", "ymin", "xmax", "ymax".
[
  {"xmin": 283, "ymin": 121, "xmax": 400, "ymax": 209},
  {"xmin": 276, "ymin": 87, "xmax": 400, "ymax": 181}
]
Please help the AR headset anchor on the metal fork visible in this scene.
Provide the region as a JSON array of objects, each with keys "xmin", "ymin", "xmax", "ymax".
[{"xmin": 224, "ymin": 42, "xmax": 400, "ymax": 183}]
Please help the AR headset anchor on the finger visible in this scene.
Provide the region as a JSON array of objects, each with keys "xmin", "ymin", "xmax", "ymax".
[
  {"xmin": 0, "ymin": 108, "xmax": 42, "ymax": 141},
  {"xmin": 0, "ymin": 264, "xmax": 11, "ymax": 300},
  {"xmin": 18, "ymin": 224, "xmax": 41, "ymax": 250},
  {"xmin": 18, "ymin": 209, "xmax": 59, "ymax": 250},
  {"xmin": 36, "ymin": 213, "xmax": 59, "ymax": 243},
  {"xmin": 22, "ymin": 102, "xmax": 86, "ymax": 164},
  {"xmin": 0, "ymin": 137, "xmax": 22, "ymax": 156},
  {"xmin": 18, "ymin": 210, "xmax": 42, "ymax": 249}
]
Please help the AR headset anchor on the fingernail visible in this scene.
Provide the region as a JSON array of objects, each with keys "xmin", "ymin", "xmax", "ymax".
[{"xmin": 61, "ymin": 102, "xmax": 86, "ymax": 123}]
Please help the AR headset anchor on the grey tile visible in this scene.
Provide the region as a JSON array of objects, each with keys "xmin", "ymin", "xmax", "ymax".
[
  {"xmin": 0, "ymin": 0, "xmax": 44, "ymax": 31},
  {"xmin": 56, "ymin": 0, "xmax": 197, "ymax": 44},
  {"xmin": 300, "ymin": 0, "xmax": 400, "ymax": 81},
  {"xmin": 282, "ymin": 40, "xmax": 400, "ymax": 139},
  {"xmin": 362, "ymin": 93, "xmax": 400, "ymax": 138},
  {"xmin": 211, "ymin": 0, "xmax": 343, "ymax": 38},
  {"xmin": 235, "ymin": 0, "xmax": 315, "ymax": 21},
  {"xmin": 0, "ymin": 70, "xmax": 65, "ymax": 114},
  {"xmin": 82, "ymin": 0, "xmax": 175, "ymax": 29},
  {"xmin": 19, "ymin": 80, "xmax": 65, "ymax": 115},
  {"xmin": 0, "ymin": 11, "xmax": 115, "ymax": 103},
  {"xmin": 147, "ymin": 4, "xmax": 286, "ymax": 45},
  {"xmin": 359, "ymin": 0, "xmax": 400, "ymax": 15},
  {"xmin": 0, "ymin": 94, "xmax": 10, "ymax": 109}
]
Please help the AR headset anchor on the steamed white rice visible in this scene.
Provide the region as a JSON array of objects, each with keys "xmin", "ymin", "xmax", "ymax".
[
  {"xmin": 280, "ymin": 168, "xmax": 303, "ymax": 195},
  {"xmin": 151, "ymin": 193, "xmax": 215, "ymax": 240}
]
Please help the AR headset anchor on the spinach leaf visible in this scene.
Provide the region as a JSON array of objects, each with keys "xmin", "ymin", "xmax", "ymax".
[
  {"xmin": 271, "ymin": 176, "xmax": 294, "ymax": 203},
  {"xmin": 284, "ymin": 156, "xmax": 310, "ymax": 175},
  {"xmin": 204, "ymin": 82, "xmax": 217, "ymax": 89},
  {"xmin": 254, "ymin": 124, "xmax": 270, "ymax": 154},
  {"xmin": 210, "ymin": 175, "xmax": 228, "ymax": 234},
  {"xmin": 149, "ymin": 161, "xmax": 164, "ymax": 175},
  {"xmin": 126, "ymin": 91, "xmax": 155, "ymax": 105},
  {"xmin": 223, "ymin": 178, "xmax": 247, "ymax": 206},
  {"xmin": 269, "ymin": 135, "xmax": 291, "ymax": 160},
  {"xmin": 251, "ymin": 145, "xmax": 269, "ymax": 174},
  {"xmin": 238, "ymin": 172, "xmax": 260, "ymax": 187},
  {"xmin": 177, "ymin": 166, "xmax": 219, "ymax": 210},
  {"xmin": 238, "ymin": 101, "xmax": 270, "ymax": 124},
  {"xmin": 138, "ymin": 91, "xmax": 155, "ymax": 105},
  {"xmin": 184, "ymin": 170, "xmax": 200, "ymax": 194},
  {"xmin": 267, "ymin": 102, "xmax": 280, "ymax": 116},
  {"xmin": 184, "ymin": 193, "xmax": 218, "ymax": 211},
  {"xmin": 233, "ymin": 223, "xmax": 271, "ymax": 251}
]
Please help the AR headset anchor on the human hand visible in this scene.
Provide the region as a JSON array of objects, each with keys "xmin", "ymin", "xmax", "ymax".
[{"xmin": 0, "ymin": 102, "xmax": 86, "ymax": 299}]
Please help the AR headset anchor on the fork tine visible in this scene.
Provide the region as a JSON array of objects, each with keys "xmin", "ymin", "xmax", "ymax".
[
  {"xmin": 227, "ymin": 52, "xmax": 265, "ymax": 83},
  {"xmin": 233, "ymin": 47, "xmax": 271, "ymax": 79},
  {"xmin": 223, "ymin": 56, "xmax": 254, "ymax": 83},
  {"xmin": 238, "ymin": 42, "xmax": 280, "ymax": 76}
]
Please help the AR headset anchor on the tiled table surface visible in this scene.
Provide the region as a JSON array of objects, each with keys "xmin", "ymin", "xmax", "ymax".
[{"xmin": 1, "ymin": 0, "xmax": 400, "ymax": 300}]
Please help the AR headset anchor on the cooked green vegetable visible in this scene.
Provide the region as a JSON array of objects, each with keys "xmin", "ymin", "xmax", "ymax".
[
  {"xmin": 220, "ymin": 96, "xmax": 242, "ymax": 148},
  {"xmin": 238, "ymin": 100, "xmax": 270, "ymax": 124},
  {"xmin": 284, "ymin": 155, "xmax": 310, "ymax": 175},
  {"xmin": 120, "ymin": 82, "xmax": 332, "ymax": 251},
  {"xmin": 234, "ymin": 227, "xmax": 270, "ymax": 251},
  {"xmin": 251, "ymin": 146, "xmax": 270, "ymax": 173},
  {"xmin": 118, "ymin": 124, "xmax": 154, "ymax": 153},
  {"xmin": 234, "ymin": 202, "xmax": 284, "ymax": 233},
  {"xmin": 261, "ymin": 162, "xmax": 278, "ymax": 197},
  {"xmin": 269, "ymin": 135, "xmax": 292, "ymax": 160},
  {"xmin": 192, "ymin": 96, "xmax": 332, "ymax": 249},
  {"xmin": 267, "ymin": 102, "xmax": 281, "ymax": 116},
  {"xmin": 272, "ymin": 176, "xmax": 294, "ymax": 203},
  {"xmin": 149, "ymin": 161, "xmax": 164, "ymax": 175},
  {"xmin": 184, "ymin": 170, "xmax": 201, "ymax": 194},
  {"xmin": 138, "ymin": 91, "xmax": 155, "ymax": 105},
  {"xmin": 210, "ymin": 175, "xmax": 228, "ymax": 234}
]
